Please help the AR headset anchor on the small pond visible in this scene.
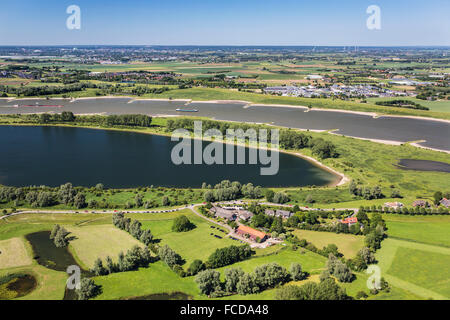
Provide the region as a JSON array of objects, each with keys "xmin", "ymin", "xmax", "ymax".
[
  {"xmin": 396, "ymin": 159, "xmax": 450, "ymax": 173},
  {"xmin": 0, "ymin": 274, "xmax": 37, "ymax": 299}
]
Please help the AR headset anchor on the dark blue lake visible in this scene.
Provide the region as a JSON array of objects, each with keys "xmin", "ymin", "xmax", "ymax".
[{"xmin": 0, "ymin": 126, "xmax": 338, "ymax": 188}]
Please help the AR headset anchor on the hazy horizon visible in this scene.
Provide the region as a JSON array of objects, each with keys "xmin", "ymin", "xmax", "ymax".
[{"xmin": 1, "ymin": 0, "xmax": 449, "ymax": 46}]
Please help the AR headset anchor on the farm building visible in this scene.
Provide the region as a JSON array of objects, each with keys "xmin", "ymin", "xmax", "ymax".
[
  {"xmin": 384, "ymin": 202, "xmax": 404, "ymax": 209},
  {"xmin": 236, "ymin": 225, "xmax": 269, "ymax": 242},
  {"xmin": 340, "ymin": 217, "xmax": 358, "ymax": 226},
  {"xmin": 210, "ymin": 206, "xmax": 237, "ymax": 221},
  {"xmin": 412, "ymin": 200, "xmax": 429, "ymax": 208},
  {"xmin": 264, "ymin": 209, "xmax": 293, "ymax": 219},
  {"xmin": 440, "ymin": 198, "xmax": 450, "ymax": 208}
]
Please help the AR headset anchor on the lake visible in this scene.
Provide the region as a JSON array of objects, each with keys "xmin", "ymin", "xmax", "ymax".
[
  {"xmin": 0, "ymin": 98, "xmax": 449, "ymax": 151},
  {"xmin": 0, "ymin": 126, "xmax": 338, "ymax": 188}
]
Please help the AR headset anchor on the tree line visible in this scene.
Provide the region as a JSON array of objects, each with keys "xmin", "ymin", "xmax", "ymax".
[{"xmin": 195, "ymin": 262, "xmax": 307, "ymax": 298}]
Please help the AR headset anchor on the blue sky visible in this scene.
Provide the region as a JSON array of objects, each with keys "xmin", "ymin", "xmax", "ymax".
[{"xmin": 0, "ymin": 0, "xmax": 449, "ymax": 46}]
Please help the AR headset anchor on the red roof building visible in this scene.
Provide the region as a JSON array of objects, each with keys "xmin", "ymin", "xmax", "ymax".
[
  {"xmin": 341, "ymin": 217, "xmax": 358, "ymax": 226},
  {"xmin": 236, "ymin": 225, "xmax": 268, "ymax": 242}
]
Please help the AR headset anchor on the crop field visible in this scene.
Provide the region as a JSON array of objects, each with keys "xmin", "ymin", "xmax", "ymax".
[
  {"xmin": 383, "ymin": 215, "xmax": 450, "ymax": 248},
  {"xmin": 68, "ymin": 225, "xmax": 145, "ymax": 269},
  {"xmin": 138, "ymin": 210, "xmax": 237, "ymax": 266},
  {"xmin": 0, "ymin": 237, "xmax": 33, "ymax": 269},
  {"xmin": 376, "ymin": 238, "xmax": 450, "ymax": 300},
  {"xmin": 292, "ymin": 230, "xmax": 365, "ymax": 258}
]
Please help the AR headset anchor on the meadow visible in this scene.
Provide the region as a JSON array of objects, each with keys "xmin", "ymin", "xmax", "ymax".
[
  {"xmin": 68, "ymin": 225, "xmax": 145, "ymax": 269},
  {"xmin": 292, "ymin": 230, "xmax": 365, "ymax": 258},
  {"xmin": 383, "ymin": 214, "xmax": 450, "ymax": 248},
  {"xmin": 376, "ymin": 238, "xmax": 450, "ymax": 300}
]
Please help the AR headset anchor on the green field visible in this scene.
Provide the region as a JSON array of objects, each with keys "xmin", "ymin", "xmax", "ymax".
[
  {"xmin": 68, "ymin": 225, "xmax": 145, "ymax": 269},
  {"xmin": 136, "ymin": 209, "xmax": 237, "ymax": 267},
  {"xmin": 388, "ymin": 247, "xmax": 450, "ymax": 297},
  {"xmin": 383, "ymin": 215, "xmax": 450, "ymax": 247},
  {"xmin": 376, "ymin": 238, "xmax": 450, "ymax": 300},
  {"xmin": 292, "ymin": 230, "xmax": 365, "ymax": 258}
]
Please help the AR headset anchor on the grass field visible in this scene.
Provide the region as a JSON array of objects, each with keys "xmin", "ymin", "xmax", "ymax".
[
  {"xmin": 0, "ymin": 237, "xmax": 33, "ymax": 269},
  {"xmin": 215, "ymin": 247, "xmax": 327, "ymax": 275},
  {"xmin": 138, "ymin": 209, "xmax": 236, "ymax": 266},
  {"xmin": 383, "ymin": 214, "xmax": 450, "ymax": 247},
  {"xmin": 93, "ymin": 261, "xmax": 200, "ymax": 300},
  {"xmin": 383, "ymin": 215, "xmax": 450, "ymax": 248},
  {"xmin": 292, "ymin": 230, "xmax": 365, "ymax": 258},
  {"xmin": 388, "ymin": 247, "xmax": 450, "ymax": 297},
  {"xmin": 68, "ymin": 225, "xmax": 145, "ymax": 269},
  {"xmin": 376, "ymin": 238, "xmax": 450, "ymax": 300}
]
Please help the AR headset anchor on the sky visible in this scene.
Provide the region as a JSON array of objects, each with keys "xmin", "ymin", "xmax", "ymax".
[{"xmin": 0, "ymin": 0, "xmax": 449, "ymax": 46}]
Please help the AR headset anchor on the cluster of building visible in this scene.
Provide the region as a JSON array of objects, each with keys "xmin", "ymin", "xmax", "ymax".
[
  {"xmin": 210, "ymin": 206, "xmax": 254, "ymax": 222},
  {"xmin": 384, "ymin": 198, "xmax": 450, "ymax": 209},
  {"xmin": 264, "ymin": 84, "xmax": 410, "ymax": 98},
  {"xmin": 210, "ymin": 206, "xmax": 294, "ymax": 222}
]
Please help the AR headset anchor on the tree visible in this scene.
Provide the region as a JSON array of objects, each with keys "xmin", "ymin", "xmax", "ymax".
[
  {"xmin": 128, "ymin": 219, "xmax": 143, "ymax": 239},
  {"xmin": 74, "ymin": 193, "xmax": 87, "ymax": 209},
  {"xmin": 195, "ymin": 270, "xmax": 222, "ymax": 296},
  {"xmin": 264, "ymin": 189, "xmax": 275, "ymax": 202},
  {"xmin": 254, "ymin": 263, "xmax": 290, "ymax": 290},
  {"xmin": 158, "ymin": 245, "xmax": 183, "ymax": 268},
  {"xmin": 434, "ymin": 191, "xmax": 443, "ymax": 205},
  {"xmin": 135, "ymin": 194, "xmax": 144, "ymax": 207},
  {"xmin": 162, "ymin": 196, "xmax": 170, "ymax": 206},
  {"xmin": 139, "ymin": 229, "xmax": 153, "ymax": 245},
  {"xmin": 275, "ymin": 278, "xmax": 350, "ymax": 300},
  {"xmin": 91, "ymin": 258, "xmax": 107, "ymax": 276},
  {"xmin": 273, "ymin": 192, "xmax": 290, "ymax": 204},
  {"xmin": 95, "ymin": 183, "xmax": 104, "ymax": 192},
  {"xmin": 76, "ymin": 278, "xmax": 101, "ymax": 300},
  {"xmin": 224, "ymin": 268, "xmax": 245, "ymax": 293},
  {"xmin": 58, "ymin": 183, "xmax": 76, "ymax": 205},
  {"xmin": 54, "ymin": 227, "xmax": 70, "ymax": 248},
  {"xmin": 50, "ymin": 224, "xmax": 61, "ymax": 240},
  {"xmin": 236, "ymin": 273, "xmax": 259, "ymax": 295},
  {"xmin": 188, "ymin": 259, "xmax": 206, "ymax": 276},
  {"xmin": 105, "ymin": 256, "xmax": 115, "ymax": 274},
  {"xmin": 290, "ymin": 263, "xmax": 306, "ymax": 281},
  {"xmin": 356, "ymin": 291, "xmax": 368, "ymax": 299},
  {"xmin": 172, "ymin": 215, "xmax": 195, "ymax": 232},
  {"xmin": 204, "ymin": 191, "xmax": 215, "ymax": 202}
]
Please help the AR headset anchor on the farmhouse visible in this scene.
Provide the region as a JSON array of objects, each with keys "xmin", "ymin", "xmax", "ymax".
[
  {"xmin": 341, "ymin": 217, "xmax": 358, "ymax": 226},
  {"xmin": 440, "ymin": 198, "xmax": 450, "ymax": 208},
  {"xmin": 412, "ymin": 200, "xmax": 429, "ymax": 208},
  {"xmin": 237, "ymin": 210, "xmax": 254, "ymax": 221},
  {"xmin": 384, "ymin": 202, "xmax": 404, "ymax": 209},
  {"xmin": 210, "ymin": 206, "xmax": 237, "ymax": 221},
  {"xmin": 236, "ymin": 225, "xmax": 268, "ymax": 242},
  {"xmin": 264, "ymin": 209, "xmax": 292, "ymax": 219}
]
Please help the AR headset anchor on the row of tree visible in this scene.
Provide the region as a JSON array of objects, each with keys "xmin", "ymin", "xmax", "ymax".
[
  {"xmin": 91, "ymin": 245, "xmax": 153, "ymax": 276},
  {"xmin": 203, "ymin": 181, "xmax": 263, "ymax": 202},
  {"xmin": 195, "ymin": 262, "xmax": 306, "ymax": 297},
  {"xmin": 112, "ymin": 213, "xmax": 154, "ymax": 245}
]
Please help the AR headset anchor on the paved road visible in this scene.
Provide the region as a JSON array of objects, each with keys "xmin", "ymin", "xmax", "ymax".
[{"xmin": 0, "ymin": 206, "xmax": 193, "ymax": 220}]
